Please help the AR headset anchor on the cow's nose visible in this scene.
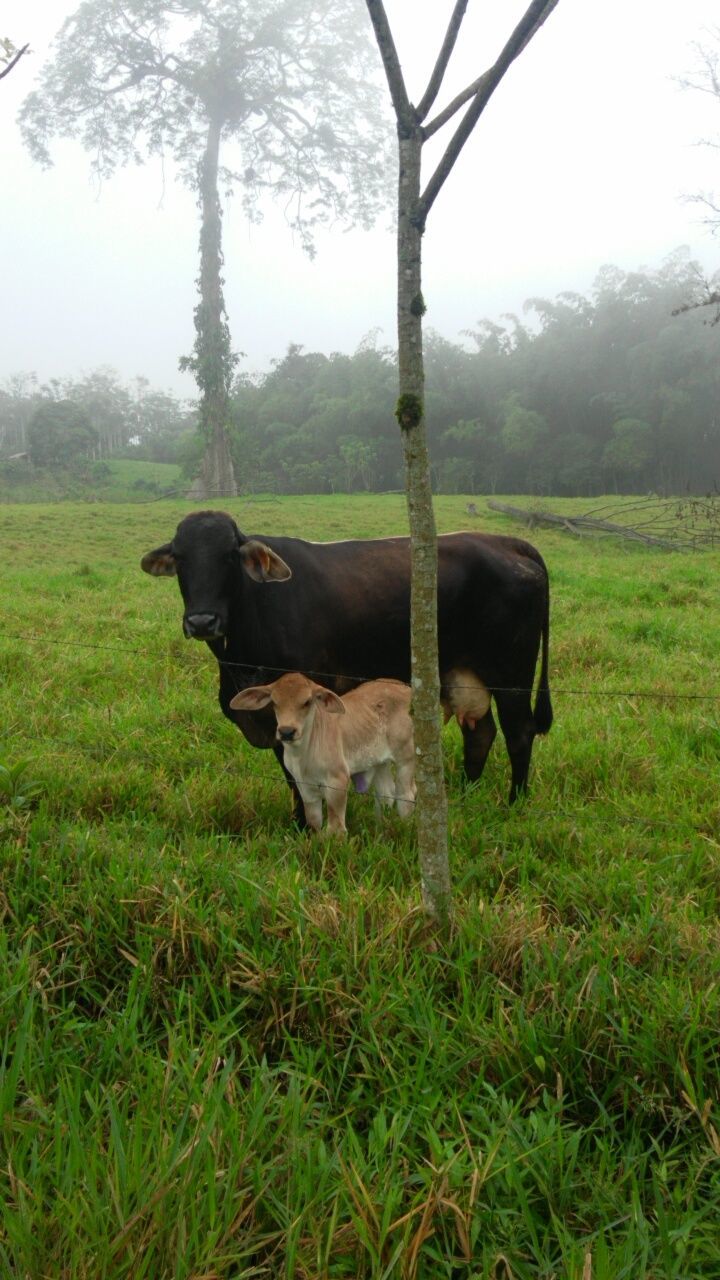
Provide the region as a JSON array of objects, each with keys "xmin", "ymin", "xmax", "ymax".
[
  {"xmin": 277, "ymin": 726, "xmax": 297, "ymax": 743},
  {"xmin": 183, "ymin": 612, "xmax": 223, "ymax": 639}
]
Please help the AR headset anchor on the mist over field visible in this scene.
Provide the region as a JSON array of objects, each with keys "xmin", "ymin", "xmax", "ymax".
[
  {"xmin": 1, "ymin": 0, "xmax": 718, "ymax": 392},
  {"xmin": 3, "ymin": 248, "xmax": 719, "ymax": 501}
]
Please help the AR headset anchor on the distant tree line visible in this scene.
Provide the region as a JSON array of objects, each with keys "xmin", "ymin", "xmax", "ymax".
[
  {"xmin": 2, "ymin": 250, "xmax": 718, "ymax": 496},
  {"xmin": 20, "ymin": 0, "xmax": 391, "ymax": 501},
  {"xmin": 228, "ymin": 250, "xmax": 720, "ymax": 497},
  {"xmin": 0, "ymin": 369, "xmax": 196, "ymax": 473}
]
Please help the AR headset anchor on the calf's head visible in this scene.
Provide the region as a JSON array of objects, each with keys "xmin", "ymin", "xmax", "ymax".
[
  {"xmin": 141, "ymin": 510, "xmax": 291, "ymax": 640},
  {"xmin": 230, "ymin": 672, "xmax": 344, "ymax": 744}
]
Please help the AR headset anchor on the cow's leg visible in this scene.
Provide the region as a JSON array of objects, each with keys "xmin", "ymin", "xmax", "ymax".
[
  {"xmin": 461, "ymin": 709, "xmax": 497, "ymax": 784},
  {"xmin": 273, "ymin": 745, "xmax": 308, "ymax": 830},
  {"xmin": 492, "ymin": 691, "xmax": 536, "ymax": 803}
]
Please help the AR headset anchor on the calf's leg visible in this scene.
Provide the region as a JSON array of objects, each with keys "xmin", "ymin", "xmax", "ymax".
[
  {"xmin": 394, "ymin": 763, "xmax": 417, "ymax": 819},
  {"xmin": 273, "ymin": 745, "xmax": 308, "ymax": 830},
  {"xmin": 371, "ymin": 762, "xmax": 395, "ymax": 815},
  {"xmin": 297, "ymin": 780, "xmax": 324, "ymax": 832},
  {"xmin": 324, "ymin": 774, "xmax": 350, "ymax": 835}
]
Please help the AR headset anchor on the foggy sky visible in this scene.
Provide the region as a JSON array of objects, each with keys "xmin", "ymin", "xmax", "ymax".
[{"xmin": 2, "ymin": 0, "xmax": 719, "ymax": 397}]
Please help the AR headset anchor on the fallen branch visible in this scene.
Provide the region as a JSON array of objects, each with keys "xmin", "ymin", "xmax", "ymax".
[{"xmin": 486, "ymin": 499, "xmax": 707, "ymax": 551}]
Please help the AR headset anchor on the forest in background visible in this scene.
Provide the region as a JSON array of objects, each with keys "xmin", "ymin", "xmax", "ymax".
[{"xmin": 1, "ymin": 248, "xmax": 718, "ymax": 498}]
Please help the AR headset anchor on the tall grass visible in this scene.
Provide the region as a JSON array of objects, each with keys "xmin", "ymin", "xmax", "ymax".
[{"xmin": 1, "ymin": 494, "xmax": 719, "ymax": 1278}]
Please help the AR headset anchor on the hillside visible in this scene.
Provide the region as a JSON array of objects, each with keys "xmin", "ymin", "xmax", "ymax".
[{"xmin": 0, "ymin": 457, "xmax": 183, "ymax": 503}]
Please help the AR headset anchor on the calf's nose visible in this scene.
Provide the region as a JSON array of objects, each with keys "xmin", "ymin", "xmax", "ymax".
[
  {"xmin": 277, "ymin": 726, "xmax": 297, "ymax": 743},
  {"xmin": 183, "ymin": 612, "xmax": 223, "ymax": 639}
]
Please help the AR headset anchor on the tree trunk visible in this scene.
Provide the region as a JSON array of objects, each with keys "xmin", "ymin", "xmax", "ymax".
[
  {"xmin": 187, "ymin": 115, "xmax": 238, "ymax": 501},
  {"xmin": 396, "ymin": 129, "xmax": 452, "ymax": 928}
]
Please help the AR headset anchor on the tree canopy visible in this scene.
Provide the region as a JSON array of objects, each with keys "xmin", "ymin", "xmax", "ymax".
[
  {"xmin": 21, "ymin": 0, "xmax": 392, "ymax": 497},
  {"xmin": 26, "ymin": 400, "xmax": 98, "ymax": 468},
  {"xmin": 20, "ymin": 0, "xmax": 390, "ymax": 249}
]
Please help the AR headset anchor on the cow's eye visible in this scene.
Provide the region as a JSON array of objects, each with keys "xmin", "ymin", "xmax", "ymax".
[{"xmin": 303, "ymin": 698, "xmax": 312, "ymax": 708}]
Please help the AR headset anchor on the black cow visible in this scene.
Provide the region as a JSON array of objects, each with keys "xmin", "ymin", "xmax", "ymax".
[{"xmin": 141, "ymin": 509, "xmax": 552, "ymax": 820}]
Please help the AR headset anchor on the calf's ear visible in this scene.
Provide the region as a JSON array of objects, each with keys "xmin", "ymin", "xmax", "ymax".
[
  {"xmin": 239, "ymin": 540, "xmax": 292, "ymax": 583},
  {"xmin": 315, "ymin": 688, "xmax": 346, "ymax": 715},
  {"xmin": 230, "ymin": 685, "xmax": 273, "ymax": 711},
  {"xmin": 141, "ymin": 544, "xmax": 177, "ymax": 576}
]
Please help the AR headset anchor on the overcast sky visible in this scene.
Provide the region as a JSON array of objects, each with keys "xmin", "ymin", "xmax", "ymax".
[{"xmin": 2, "ymin": 0, "xmax": 719, "ymax": 396}]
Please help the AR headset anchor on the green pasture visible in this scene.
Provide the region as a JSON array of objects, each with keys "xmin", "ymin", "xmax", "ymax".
[
  {"xmin": 1, "ymin": 494, "xmax": 719, "ymax": 1279},
  {"xmin": 0, "ymin": 456, "xmax": 182, "ymax": 503},
  {"xmin": 101, "ymin": 457, "xmax": 183, "ymax": 497}
]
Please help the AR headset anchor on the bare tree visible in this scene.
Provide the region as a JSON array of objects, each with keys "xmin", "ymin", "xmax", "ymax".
[
  {"xmin": 682, "ymin": 27, "xmax": 720, "ymax": 232},
  {"xmin": 20, "ymin": 0, "xmax": 390, "ymax": 497},
  {"xmin": 1, "ymin": 38, "xmax": 29, "ymax": 83},
  {"xmin": 364, "ymin": 0, "xmax": 560, "ymax": 926},
  {"xmin": 676, "ymin": 28, "xmax": 720, "ymax": 323}
]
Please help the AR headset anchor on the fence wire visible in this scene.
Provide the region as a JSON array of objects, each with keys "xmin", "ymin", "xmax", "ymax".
[
  {"xmin": 0, "ymin": 627, "xmax": 716, "ymax": 837},
  {"xmin": 1, "ymin": 629, "xmax": 719, "ymax": 702}
]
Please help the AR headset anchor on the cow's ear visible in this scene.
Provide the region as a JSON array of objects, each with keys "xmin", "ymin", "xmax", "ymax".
[
  {"xmin": 315, "ymin": 688, "xmax": 345, "ymax": 715},
  {"xmin": 239, "ymin": 540, "xmax": 292, "ymax": 583},
  {"xmin": 229, "ymin": 685, "xmax": 273, "ymax": 711},
  {"xmin": 141, "ymin": 544, "xmax": 177, "ymax": 576}
]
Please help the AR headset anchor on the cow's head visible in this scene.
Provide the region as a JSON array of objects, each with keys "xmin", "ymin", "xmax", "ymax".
[
  {"xmin": 141, "ymin": 510, "xmax": 291, "ymax": 640},
  {"xmin": 230, "ymin": 672, "xmax": 344, "ymax": 744}
]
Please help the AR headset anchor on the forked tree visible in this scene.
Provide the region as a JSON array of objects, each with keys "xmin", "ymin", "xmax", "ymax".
[
  {"xmin": 20, "ymin": 0, "xmax": 390, "ymax": 496},
  {"xmin": 364, "ymin": 0, "xmax": 559, "ymax": 925}
]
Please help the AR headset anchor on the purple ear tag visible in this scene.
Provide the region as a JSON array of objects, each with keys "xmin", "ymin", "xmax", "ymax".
[{"xmin": 352, "ymin": 771, "xmax": 370, "ymax": 794}]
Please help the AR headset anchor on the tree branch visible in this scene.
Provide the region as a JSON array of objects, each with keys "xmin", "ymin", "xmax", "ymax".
[
  {"xmin": 416, "ymin": 0, "xmax": 469, "ymax": 122},
  {"xmin": 101, "ymin": 70, "xmax": 173, "ymax": 95},
  {"xmin": 419, "ymin": 0, "xmax": 559, "ymax": 227},
  {"xmin": 0, "ymin": 42, "xmax": 29, "ymax": 82},
  {"xmin": 98, "ymin": 56, "xmax": 186, "ymax": 96},
  {"xmin": 364, "ymin": 0, "xmax": 413, "ymax": 132},
  {"xmin": 423, "ymin": 66, "xmax": 491, "ymax": 139}
]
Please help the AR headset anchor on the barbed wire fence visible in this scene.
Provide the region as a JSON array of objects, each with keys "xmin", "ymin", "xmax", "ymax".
[{"xmin": 1, "ymin": 630, "xmax": 720, "ymax": 700}]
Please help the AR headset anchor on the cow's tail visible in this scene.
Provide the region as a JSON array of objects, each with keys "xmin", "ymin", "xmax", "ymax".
[{"xmin": 533, "ymin": 584, "xmax": 553, "ymax": 735}]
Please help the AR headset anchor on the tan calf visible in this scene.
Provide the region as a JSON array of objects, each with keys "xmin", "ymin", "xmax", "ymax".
[{"xmin": 230, "ymin": 672, "xmax": 416, "ymax": 834}]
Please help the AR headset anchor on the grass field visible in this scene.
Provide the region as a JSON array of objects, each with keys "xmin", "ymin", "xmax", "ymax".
[
  {"xmin": 0, "ymin": 457, "xmax": 182, "ymax": 503},
  {"xmin": 1, "ymin": 494, "xmax": 719, "ymax": 1279}
]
